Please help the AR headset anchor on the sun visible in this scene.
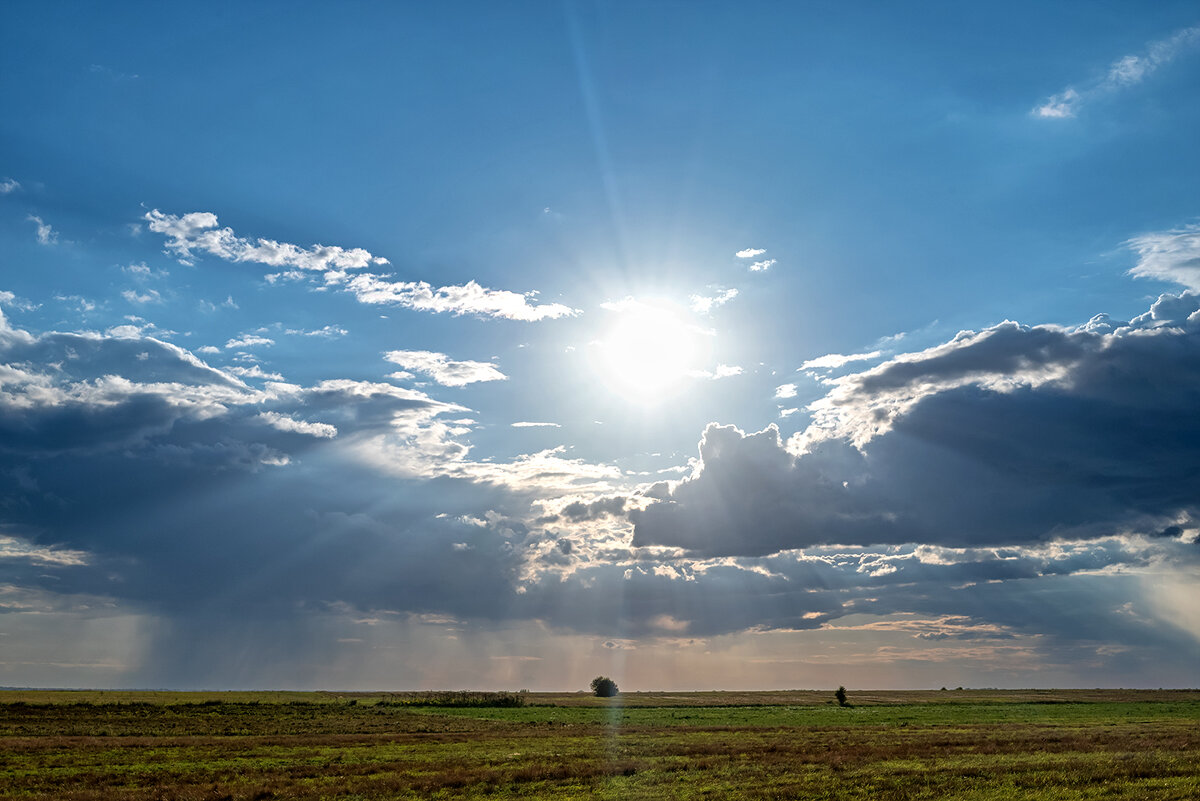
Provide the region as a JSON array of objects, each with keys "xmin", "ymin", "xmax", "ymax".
[{"xmin": 593, "ymin": 301, "xmax": 706, "ymax": 405}]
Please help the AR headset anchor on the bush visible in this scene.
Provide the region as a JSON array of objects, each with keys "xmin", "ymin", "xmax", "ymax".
[
  {"xmin": 835, "ymin": 686, "xmax": 847, "ymax": 707},
  {"xmin": 590, "ymin": 676, "xmax": 619, "ymax": 697}
]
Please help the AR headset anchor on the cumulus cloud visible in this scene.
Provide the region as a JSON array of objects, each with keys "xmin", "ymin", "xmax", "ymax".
[
  {"xmin": 774, "ymin": 383, "xmax": 797, "ymax": 399},
  {"xmin": 735, "ymin": 248, "xmax": 766, "ymax": 258},
  {"xmin": 26, "ymin": 215, "xmax": 57, "ymax": 245},
  {"xmin": 749, "ymin": 259, "xmax": 776, "ymax": 272},
  {"xmin": 5, "ymin": 285, "xmax": 1198, "ymax": 687},
  {"xmin": 632, "ymin": 292, "xmax": 1200, "ymax": 556},
  {"xmin": 0, "ymin": 178, "xmax": 20, "ymax": 194},
  {"xmin": 383, "ymin": 350, "xmax": 507, "ymax": 387},
  {"xmin": 1033, "ymin": 25, "xmax": 1200, "ymax": 118}
]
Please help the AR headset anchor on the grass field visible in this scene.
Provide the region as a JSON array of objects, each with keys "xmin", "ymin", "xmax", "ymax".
[{"xmin": 2, "ymin": 689, "xmax": 1198, "ymax": 799}]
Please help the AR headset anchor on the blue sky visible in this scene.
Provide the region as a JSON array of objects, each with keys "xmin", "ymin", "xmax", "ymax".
[{"xmin": 2, "ymin": 1, "xmax": 1199, "ymax": 690}]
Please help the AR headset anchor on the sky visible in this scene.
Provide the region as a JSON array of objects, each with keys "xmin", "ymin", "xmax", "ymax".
[{"xmin": 1, "ymin": 1, "xmax": 1199, "ymax": 691}]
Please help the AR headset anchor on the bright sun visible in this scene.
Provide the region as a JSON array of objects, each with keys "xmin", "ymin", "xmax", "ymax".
[{"xmin": 594, "ymin": 302, "xmax": 706, "ymax": 405}]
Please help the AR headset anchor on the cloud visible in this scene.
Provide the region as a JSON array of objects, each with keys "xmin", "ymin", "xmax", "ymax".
[
  {"xmin": 688, "ymin": 364, "xmax": 743, "ymax": 380},
  {"xmin": 383, "ymin": 350, "xmax": 507, "ymax": 387},
  {"xmin": 800, "ymin": 350, "xmax": 883, "ymax": 371},
  {"xmin": 344, "ymin": 274, "xmax": 578, "ymax": 321},
  {"xmin": 26, "ymin": 215, "xmax": 57, "ymax": 245},
  {"xmin": 774, "ymin": 383, "xmax": 797, "ymax": 399},
  {"xmin": 225, "ymin": 335, "xmax": 274, "ymax": 349},
  {"xmin": 285, "ymin": 325, "xmax": 348, "ymax": 338},
  {"xmin": 145, "ymin": 209, "xmax": 578, "ymax": 321},
  {"xmin": 5, "ymin": 292, "xmax": 1197, "ymax": 688},
  {"xmin": 1126, "ymin": 223, "xmax": 1200, "ymax": 289},
  {"xmin": 228, "ymin": 365, "xmax": 285, "ymax": 381},
  {"xmin": 1033, "ymin": 25, "xmax": 1200, "ymax": 118},
  {"xmin": 121, "ymin": 288, "xmax": 162, "ymax": 305},
  {"xmin": 689, "ymin": 288, "xmax": 738, "ymax": 314},
  {"xmin": 749, "ymin": 259, "xmax": 776, "ymax": 272},
  {"xmin": 0, "ymin": 178, "xmax": 20, "ymax": 194},
  {"xmin": 255, "ymin": 411, "xmax": 337, "ymax": 439},
  {"xmin": 144, "ymin": 210, "xmax": 388, "ymax": 271},
  {"xmin": 123, "ymin": 262, "xmax": 168, "ymax": 281},
  {"xmin": 1033, "ymin": 88, "xmax": 1080, "ymax": 119},
  {"xmin": 631, "ymin": 292, "xmax": 1200, "ymax": 557},
  {"xmin": 735, "ymin": 248, "xmax": 766, "ymax": 259},
  {"xmin": 511, "ymin": 421, "xmax": 561, "ymax": 428}
]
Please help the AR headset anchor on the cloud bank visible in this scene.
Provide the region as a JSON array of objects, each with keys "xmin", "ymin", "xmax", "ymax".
[{"xmin": 633, "ymin": 292, "xmax": 1200, "ymax": 556}]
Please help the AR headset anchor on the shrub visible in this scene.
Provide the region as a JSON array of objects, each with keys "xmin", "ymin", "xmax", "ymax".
[
  {"xmin": 590, "ymin": 676, "xmax": 619, "ymax": 697},
  {"xmin": 835, "ymin": 686, "xmax": 847, "ymax": 707}
]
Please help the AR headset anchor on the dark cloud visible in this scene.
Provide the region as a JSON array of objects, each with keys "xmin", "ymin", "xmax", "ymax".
[
  {"xmin": 2, "ymin": 298, "xmax": 1198, "ymax": 686},
  {"xmin": 632, "ymin": 294, "xmax": 1200, "ymax": 556}
]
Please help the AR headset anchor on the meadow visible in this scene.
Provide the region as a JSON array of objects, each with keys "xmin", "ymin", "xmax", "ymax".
[{"xmin": 1, "ymin": 689, "xmax": 1198, "ymax": 799}]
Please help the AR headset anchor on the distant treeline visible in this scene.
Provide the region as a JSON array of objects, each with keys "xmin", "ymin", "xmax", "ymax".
[{"xmin": 374, "ymin": 691, "xmax": 526, "ymax": 708}]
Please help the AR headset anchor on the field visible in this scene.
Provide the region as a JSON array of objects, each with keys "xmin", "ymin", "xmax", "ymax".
[{"xmin": 1, "ymin": 689, "xmax": 1198, "ymax": 799}]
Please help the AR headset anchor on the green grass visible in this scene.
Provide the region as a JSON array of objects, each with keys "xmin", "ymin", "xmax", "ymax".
[{"xmin": 1, "ymin": 689, "xmax": 1197, "ymax": 799}]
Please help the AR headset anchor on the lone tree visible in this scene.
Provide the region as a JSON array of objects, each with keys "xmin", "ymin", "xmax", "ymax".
[
  {"xmin": 835, "ymin": 686, "xmax": 848, "ymax": 707},
  {"xmin": 590, "ymin": 676, "xmax": 619, "ymax": 697}
]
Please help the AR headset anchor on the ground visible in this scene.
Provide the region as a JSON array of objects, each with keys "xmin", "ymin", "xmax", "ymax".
[{"xmin": 2, "ymin": 689, "xmax": 1198, "ymax": 799}]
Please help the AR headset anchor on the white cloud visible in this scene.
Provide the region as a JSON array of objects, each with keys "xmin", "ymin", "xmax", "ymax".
[
  {"xmin": 0, "ymin": 178, "xmax": 20, "ymax": 194},
  {"xmin": 1033, "ymin": 88, "xmax": 1080, "ymax": 119},
  {"xmin": 145, "ymin": 209, "xmax": 576, "ymax": 322},
  {"xmin": 121, "ymin": 288, "xmax": 162, "ymax": 305},
  {"xmin": 801, "ymin": 350, "xmax": 883, "ymax": 370},
  {"xmin": 775, "ymin": 383, "xmax": 797, "ymax": 399},
  {"xmin": 144, "ymin": 210, "xmax": 389, "ymax": 271},
  {"xmin": 0, "ymin": 292, "xmax": 38, "ymax": 312},
  {"xmin": 384, "ymin": 350, "xmax": 507, "ymax": 387},
  {"xmin": 26, "ymin": 215, "xmax": 57, "ymax": 245},
  {"xmin": 229, "ymin": 365, "xmax": 285, "ymax": 381},
  {"xmin": 690, "ymin": 288, "xmax": 738, "ymax": 314},
  {"xmin": 255, "ymin": 411, "xmax": 337, "ymax": 439},
  {"xmin": 197, "ymin": 345, "xmax": 220, "ymax": 355},
  {"xmin": 345, "ymin": 274, "xmax": 578, "ymax": 321},
  {"xmin": 124, "ymin": 262, "xmax": 152, "ymax": 277},
  {"xmin": 511, "ymin": 421, "xmax": 561, "ymax": 428},
  {"xmin": 736, "ymin": 248, "xmax": 766, "ymax": 259},
  {"xmin": 1126, "ymin": 223, "xmax": 1200, "ymax": 289},
  {"xmin": 225, "ymin": 335, "xmax": 275, "ymax": 349},
  {"xmin": 285, "ymin": 324, "xmax": 348, "ymax": 338},
  {"xmin": 749, "ymin": 259, "xmax": 776, "ymax": 272},
  {"xmin": 265, "ymin": 270, "xmax": 307, "ymax": 284},
  {"xmin": 688, "ymin": 364, "xmax": 743, "ymax": 380},
  {"xmin": 1033, "ymin": 25, "xmax": 1200, "ymax": 119}
]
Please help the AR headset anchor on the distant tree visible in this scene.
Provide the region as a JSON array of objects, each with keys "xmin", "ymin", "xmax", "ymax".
[
  {"xmin": 835, "ymin": 686, "xmax": 847, "ymax": 707},
  {"xmin": 590, "ymin": 676, "xmax": 619, "ymax": 697}
]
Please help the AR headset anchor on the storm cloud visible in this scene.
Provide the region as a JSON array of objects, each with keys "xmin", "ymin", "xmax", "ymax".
[{"xmin": 631, "ymin": 293, "xmax": 1200, "ymax": 556}]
